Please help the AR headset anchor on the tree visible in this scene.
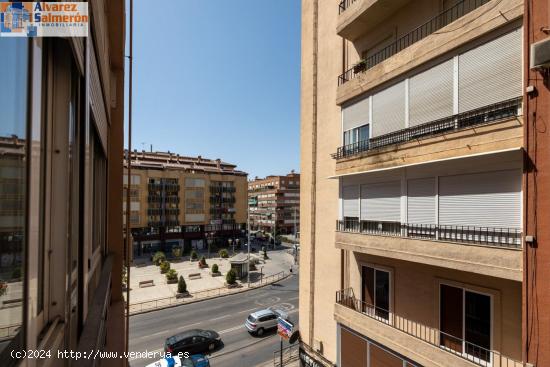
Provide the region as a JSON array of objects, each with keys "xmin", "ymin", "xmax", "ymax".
[
  {"xmin": 211, "ymin": 263, "xmax": 219, "ymax": 274},
  {"xmin": 226, "ymin": 269, "xmax": 237, "ymax": 285},
  {"xmin": 177, "ymin": 276, "xmax": 187, "ymax": 294},
  {"xmin": 153, "ymin": 251, "xmax": 166, "ymax": 266},
  {"xmin": 218, "ymin": 249, "xmax": 229, "ymax": 258},
  {"xmin": 190, "ymin": 250, "xmax": 198, "ymax": 261}
]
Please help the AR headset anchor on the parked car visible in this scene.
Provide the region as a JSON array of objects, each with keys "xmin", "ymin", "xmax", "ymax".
[
  {"xmin": 164, "ymin": 329, "xmax": 221, "ymax": 355},
  {"xmin": 146, "ymin": 355, "xmax": 210, "ymax": 367},
  {"xmin": 245, "ymin": 308, "xmax": 288, "ymax": 336}
]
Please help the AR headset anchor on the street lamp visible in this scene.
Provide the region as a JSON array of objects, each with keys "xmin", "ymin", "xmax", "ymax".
[
  {"xmin": 228, "ymin": 238, "xmax": 233, "ymax": 255},
  {"xmin": 206, "ymin": 231, "xmax": 214, "ymax": 259},
  {"xmin": 236, "ymin": 238, "xmax": 240, "ymax": 252}
]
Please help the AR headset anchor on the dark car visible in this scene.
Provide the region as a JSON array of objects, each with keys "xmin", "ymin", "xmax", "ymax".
[{"xmin": 164, "ymin": 329, "xmax": 221, "ymax": 355}]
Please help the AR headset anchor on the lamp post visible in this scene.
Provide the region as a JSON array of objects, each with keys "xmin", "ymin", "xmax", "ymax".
[
  {"xmin": 247, "ymin": 201, "xmax": 251, "ymax": 288},
  {"xmin": 236, "ymin": 238, "xmax": 240, "ymax": 252},
  {"xmin": 207, "ymin": 231, "xmax": 214, "ymax": 259},
  {"xmin": 228, "ymin": 238, "xmax": 233, "ymax": 255}
]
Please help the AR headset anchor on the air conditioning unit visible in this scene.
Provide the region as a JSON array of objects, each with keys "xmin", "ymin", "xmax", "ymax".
[{"xmin": 530, "ymin": 37, "xmax": 550, "ymax": 70}]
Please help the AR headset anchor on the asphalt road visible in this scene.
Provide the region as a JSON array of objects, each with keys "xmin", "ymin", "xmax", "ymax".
[{"xmin": 129, "ymin": 273, "xmax": 299, "ymax": 367}]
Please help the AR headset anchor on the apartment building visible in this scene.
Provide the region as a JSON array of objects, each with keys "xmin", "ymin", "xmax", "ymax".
[
  {"xmin": 124, "ymin": 151, "xmax": 248, "ymax": 260},
  {"xmin": 248, "ymin": 172, "xmax": 300, "ymax": 236},
  {"xmin": 0, "ymin": 1, "xmax": 126, "ymax": 366},
  {"xmin": 299, "ymin": 0, "xmax": 548, "ymax": 366}
]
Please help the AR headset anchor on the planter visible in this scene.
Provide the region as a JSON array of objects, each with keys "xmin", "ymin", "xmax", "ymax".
[
  {"xmin": 166, "ymin": 278, "xmax": 178, "ymax": 284},
  {"xmin": 176, "ymin": 292, "xmax": 190, "ymax": 299},
  {"xmin": 198, "ymin": 263, "xmax": 209, "ymax": 269},
  {"xmin": 211, "ymin": 272, "xmax": 222, "ymax": 277},
  {"xmin": 226, "ymin": 282, "xmax": 239, "ymax": 289},
  {"xmin": 353, "ymin": 62, "xmax": 367, "ymax": 74}
]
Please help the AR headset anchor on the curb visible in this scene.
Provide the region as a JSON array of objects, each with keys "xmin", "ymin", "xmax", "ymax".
[{"xmin": 128, "ymin": 273, "xmax": 293, "ymax": 316}]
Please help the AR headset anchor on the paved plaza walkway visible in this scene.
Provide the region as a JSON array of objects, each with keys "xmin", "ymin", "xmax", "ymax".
[{"xmin": 128, "ymin": 248, "xmax": 295, "ymax": 307}]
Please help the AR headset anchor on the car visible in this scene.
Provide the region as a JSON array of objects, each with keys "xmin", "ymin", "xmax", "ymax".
[
  {"xmin": 164, "ymin": 329, "xmax": 221, "ymax": 356},
  {"xmin": 146, "ymin": 354, "xmax": 210, "ymax": 367},
  {"xmin": 245, "ymin": 308, "xmax": 288, "ymax": 336}
]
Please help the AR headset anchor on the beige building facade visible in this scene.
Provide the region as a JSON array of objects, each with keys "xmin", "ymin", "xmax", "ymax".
[
  {"xmin": 248, "ymin": 172, "xmax": 300, "ymax": 236},
  {"xmin": 299, "ymin": 1, "xmax": 529, "ymax": 366},
  {"xmin": 124, "ymin": 151, "xmax": 248, "ymax": 260}
]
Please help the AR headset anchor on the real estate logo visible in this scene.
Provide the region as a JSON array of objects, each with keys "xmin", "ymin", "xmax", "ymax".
[{"xmin": 0, "ymin": 2, "xmax": 88, "ymax": 37}]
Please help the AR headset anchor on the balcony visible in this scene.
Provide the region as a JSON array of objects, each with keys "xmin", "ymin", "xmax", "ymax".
[
  {"xmin": 337, "ymin": 0, "xmax": 522, "ymax": 104},
  {"xmin": 334, "ymin": 99, "xmax": 523, "ymax": 176},
  {"xmin": 334, "ymin": 98, "xmax": 521, "ymax": 160},
  {"xmin": 338, "ymin": 0, "xmax": 489, "ymax": 75},
  {"xmin": 335, "ymin": 288, "xmax": 525, "ymax": 367},
  {"xmin": 336, "ymin": 219, "xmax": 522, "ymax": 280}
]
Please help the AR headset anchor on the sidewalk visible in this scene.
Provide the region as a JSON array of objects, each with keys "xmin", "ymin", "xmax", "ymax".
[{"xmin": 127, "ymin": 249, "xmax": 295, "ymax": 314}]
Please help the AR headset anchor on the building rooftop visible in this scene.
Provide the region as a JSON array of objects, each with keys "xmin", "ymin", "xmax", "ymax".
[{"xmin": 124, "ymin": 150, "xmax": 248, "ymax": 176}]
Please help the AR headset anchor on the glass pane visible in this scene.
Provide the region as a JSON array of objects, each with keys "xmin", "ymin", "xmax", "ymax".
[
  {"xmin": 375, "ymin": 270, "xmax": 390, "ymax": 320},
  {"xmin": 0, "ymin": 37, "xmax": 28, "ymax": 352},
  {"xmin": 358, "ymin": 124, "xmax": 370, "ymax": 142},
  {"xmin": 465, "ymin": 291, "xmax": 491, "ymax": 361},
  {"xmin": 439, "ymin": 285, "xmax": 463, "ymax": 353}
]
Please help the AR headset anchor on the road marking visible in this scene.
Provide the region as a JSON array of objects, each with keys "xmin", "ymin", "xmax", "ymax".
[
  {"xmin": 218, "ymin": 325, "xmax": 244, "ymax": 334},
  {"xmin": 237, "ymin": 308, "xmax": 259, "ymax": 314},
  {"xmin": 210, "ymin": 314, "xmax": 230, "ymax": 321},
  {"xmin": 132, "ymin": 322, "xmax": 202, "ymax": 341}
]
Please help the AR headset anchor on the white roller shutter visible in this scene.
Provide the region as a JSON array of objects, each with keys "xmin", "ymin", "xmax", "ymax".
[
  {"xmin": 458, "ymin": 28, "xmax": 522, "ymax": 112},
  {"xmin": 361, "ymin": 181, "xmax": 401, "ymax": 222},
  {"xmin": 343, "ymin": 97, "xmax": 370, "ymax": 131},
  {"xmin": 343, "ymin": 185, "xmax": 359, "ymax": 218},
  {"xmin": 372, "ymin": 81, "xmax": 406, "ymax": 137},
  {"xmin": 409, "ymin": 59, "xmax": 454, "ymax": 126},
  {"xmin": 439, "ymin": 170, "xmax": 521, "ymax": 228},
  {"xmin": 407, "ymin": 178, "xmax": 436, "ymax": 224}
]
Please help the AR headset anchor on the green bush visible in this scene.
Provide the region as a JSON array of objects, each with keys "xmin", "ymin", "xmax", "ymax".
[
  {"xmin": 226, "ymin": 269, "xmax": 237, "ymax": 285},
  {"xmin": 211, "ymin": 264, "xmax": 219, "ymax": 273},
  {"xmin": 159, "ymin": 261, "xmax": 170, "ymax": 274},
  {"xmin": 153, "ymin": 251, "xmax": 166, "ymax": 266},
  {"xmin": 190, "ymin": 250, "xmax": 198, "ymax": 260},
  {"xmin": 219, "ymin": 249, "xmax": 229, "ymax": 258},
  {"xmin": 172, "ymin": 247, "xmax": 182, "ymax": 259},
  {"xmin": 166, "ymin": 269, "xmax": 178, "ymax": 281},
  {"xmin": 177, "ymin": 276, "xmax": 187, "ymax": 293}
]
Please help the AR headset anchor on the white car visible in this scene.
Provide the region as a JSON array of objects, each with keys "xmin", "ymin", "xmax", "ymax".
[{"xmin": 245, "ymin": 308, "xmax": 288, "ymax": 336}]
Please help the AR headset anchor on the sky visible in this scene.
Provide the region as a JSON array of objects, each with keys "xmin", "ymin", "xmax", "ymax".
[{"xmin": 125, "ymin": 0, "xmax": 302, "ymax": 179}]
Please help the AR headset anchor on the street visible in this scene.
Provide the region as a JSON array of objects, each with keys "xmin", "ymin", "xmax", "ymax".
[{"xmin": 129, "ymin": 273, "xmax": 299, "ymax": 367}]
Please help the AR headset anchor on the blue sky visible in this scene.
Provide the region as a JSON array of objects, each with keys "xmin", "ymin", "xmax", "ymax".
[{"xmin": 125, "ymin": 0, "xmax": 301, "ymax": 179}]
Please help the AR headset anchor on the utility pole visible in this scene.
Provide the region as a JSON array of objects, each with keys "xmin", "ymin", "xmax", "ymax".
[{"xmin": 247, "ymin": 199, "xmax": 251, "ymax": 287}]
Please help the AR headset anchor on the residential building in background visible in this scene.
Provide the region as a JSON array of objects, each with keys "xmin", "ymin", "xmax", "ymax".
[
  {"xmin": 299, "ymin": 0, "xmax": 541, "ymax": 366},
  {"xmin": 248, "ymin": 172, "xmax": 300, "ymax": 237},
  {"xmin": 0, "ymin": 0, "xmax": 127, "ymax": 365},
  {"xmin": 124, "ymin": 151, "xmax": 248, "ymax": 260}
]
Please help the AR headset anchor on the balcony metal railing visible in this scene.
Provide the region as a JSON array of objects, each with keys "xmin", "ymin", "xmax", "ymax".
[
  {"xmin": 336, "ymin": 288, "xmax": 526, "ymax": 367},
  {"xmin": 338, "ymin": 0, "xmax": 358, "ymax": 14},
  {"xmin": 336, "ymin": 219, "xmax": 522, "ymax": 249},
  {"xmin": 332, "ymin": 97, "xmax": 522, "ymax": 160},
  {"xmin": 338, "ymin": 0, "xmax": 489, "ymax": 85}
]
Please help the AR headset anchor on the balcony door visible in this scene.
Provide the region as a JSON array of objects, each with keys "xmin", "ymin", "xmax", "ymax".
[
  {"xmin": 361, "ymin": 266, "xmax": 390, "ymax": 321},
  {"xmin": 439, "ymin": 284, "xmax": 492, "ymax": 363}
]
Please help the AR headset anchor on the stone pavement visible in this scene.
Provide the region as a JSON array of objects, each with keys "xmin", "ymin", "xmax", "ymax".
[{"xmin": 128, "ymin": 248, "xmax": 295, "ymax": 306}]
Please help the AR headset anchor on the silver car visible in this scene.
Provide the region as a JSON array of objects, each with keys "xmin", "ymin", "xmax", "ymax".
[{"xmin": 245, "ymin": 308, "xmax": 287, "ymax": 336}]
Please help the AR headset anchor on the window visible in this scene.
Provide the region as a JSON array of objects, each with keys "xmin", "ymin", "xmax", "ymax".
[
  {"xmin": 440, "ymin": 284, "xmax": 492, "ymax": 362},
  {"xmin": 344, "ymin": 124, "xmax": 369, "ymax": 146},
  {"xmin": 185, "ymin": 178, "xmax": 205, "ymax": 188},
  {"xmin": 361, "ymin": 266, "xmax": 390, "ymax": 320},
  {"xmin": 0, "ymin": 36, "xmax": 29, "ymax": 355}
]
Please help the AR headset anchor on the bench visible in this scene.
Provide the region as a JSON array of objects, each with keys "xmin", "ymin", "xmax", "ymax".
[
  {"xmin": 2, "ymin": 298, "xmax": 22, "ymax": 309},
  {"xmin": 138, "ymin": 280, "xmax": 154, "ymax": 288},
  {"xmin": 188, "ymin": 273, "xmax": 201, "ymax": 280}
]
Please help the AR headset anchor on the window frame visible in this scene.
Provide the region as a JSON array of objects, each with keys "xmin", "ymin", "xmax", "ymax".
[
  {"xmin": 438, "ymin": 282, "xmax": 494, "ymax": 364},
  {"xmin": 359, "ymin": 263, "xmax": 393, "ymax": 323}
]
